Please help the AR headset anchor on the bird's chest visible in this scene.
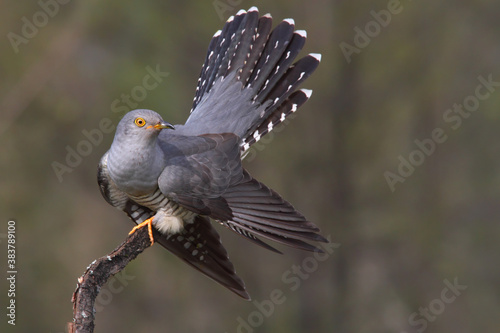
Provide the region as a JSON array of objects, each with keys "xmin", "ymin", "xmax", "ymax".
[
  {"xmin": 129, "ymin": 188, "xmax": 195, "ymax": 235},
  {"xmin": 129, "ymin": 187, "xmax": 171, "ymax": 211},
  {"xmin": 107, "ymin": 148, "xmax": 162, "ymax": 196}
]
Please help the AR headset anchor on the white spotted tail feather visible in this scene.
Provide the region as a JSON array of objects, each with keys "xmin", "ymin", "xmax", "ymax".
[
  {"xmin": 242, "ymin": 88, "xmax": 314, "ymax": 153},
  {"xmin": 188, "ymin": 7, "xmax": 321, "ymax": 154}
]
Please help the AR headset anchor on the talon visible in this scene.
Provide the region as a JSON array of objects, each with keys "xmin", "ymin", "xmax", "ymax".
[{"xmin": 129, "ymin": 216, "xmax": 155, "ymax": 245}]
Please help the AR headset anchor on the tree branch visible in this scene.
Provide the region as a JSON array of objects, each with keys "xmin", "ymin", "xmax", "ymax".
[{"xmin": 68, "ymin": 226, "xmax": 156, "ymax": 333}]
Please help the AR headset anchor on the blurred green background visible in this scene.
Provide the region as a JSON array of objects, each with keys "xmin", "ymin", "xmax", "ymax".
[{"xmin": 1, "ymin": 0, "xmax": 499, "ymax": 332}]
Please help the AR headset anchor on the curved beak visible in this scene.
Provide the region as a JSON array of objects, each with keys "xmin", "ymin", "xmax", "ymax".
[{"xmin": 148, "ymin": 121, "xmax": 175, "ymax": 130}]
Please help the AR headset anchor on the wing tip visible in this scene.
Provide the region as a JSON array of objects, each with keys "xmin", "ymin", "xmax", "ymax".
[{"xmin": 234, "ymin": 288, "xmax": 252, "ymax": 300}]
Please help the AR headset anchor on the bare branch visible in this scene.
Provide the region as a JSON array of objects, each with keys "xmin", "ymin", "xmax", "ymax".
[{"xmin": 68, "ymin": 227, "xmax": 155, "ymax": 333}]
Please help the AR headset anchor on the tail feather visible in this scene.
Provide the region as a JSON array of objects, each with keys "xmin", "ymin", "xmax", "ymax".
[
  {"xmin": 122, "ymin": 200, "xmax": 250, "ymax": 300},
  {"xmin": 253, "ymin": 29, "xmax": 307, "ymax": 104},
  {"xmin": 264, "ymin": 54, "xmax": 321, "ymax": 110},
  {"xmin": 222, "ymin": 9, "xmax": 259, "ymax": 80},
  {"xmin": 238, "ymin": 12, "xmax": 272, "ymax": 85},
  {"xmin": 240, "ymin": 54, "xmax": 320, "ymax": 151},
  {"xmin": 191, "ymin": 13, "xmax": 243, "ymax": 112},
  {"xmin": 191, "ymin": 32, "xmax": 219, "ymax": 112},
  {"xmin": 247, "ymin": 19, "xmax": 296, "ymax": 92},
  {"xmin": 192, "ymin": 9, "xmax": 258, "ymax": 112},
  {"xmin": 156, "ymin": 215, "xmax": 250, "ymax": 299},
  {"xmin": 215, "ymin": 11, "xmax": 248, "ymax": 80},
  {"xmin": 184, "ymin": 7, "xmax": 321, "ymax": 142},
  {"xmin": 242, "ymin": 89, "xmax": 311, "ymax": 153}
]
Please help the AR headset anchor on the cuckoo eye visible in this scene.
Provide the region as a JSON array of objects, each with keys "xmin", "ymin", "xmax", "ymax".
[{"xmin": 134, "ymin": 117, "xmax": 146, "ymax": 127}]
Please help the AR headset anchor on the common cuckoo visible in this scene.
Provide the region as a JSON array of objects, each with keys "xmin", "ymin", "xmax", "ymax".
[{"xmin": 98, "ymin": 7, "xmax": 325, "ymax": 299}]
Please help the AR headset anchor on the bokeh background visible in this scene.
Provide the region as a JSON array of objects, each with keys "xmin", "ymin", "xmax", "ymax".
[{"xmin": 1, "ymin": 0, "xmax": 499, "ymax": 332}]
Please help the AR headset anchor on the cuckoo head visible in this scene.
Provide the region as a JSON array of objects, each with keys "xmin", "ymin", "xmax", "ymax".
[{"xmin": 115, "ymin": 109, "xmax": 175, "ymax": 143}]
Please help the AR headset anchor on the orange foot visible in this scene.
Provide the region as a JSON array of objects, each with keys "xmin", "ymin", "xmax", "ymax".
[{"xmin": 129, "ymin": 216, "xmax": 155, "ymax": 245}]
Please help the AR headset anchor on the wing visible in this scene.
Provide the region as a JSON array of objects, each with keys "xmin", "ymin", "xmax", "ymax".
[
  {"xmin": 154, "ymin": 134, "xmax": 328, "ymax": 253},
  {"xmin": 156, "ymin": 128, "xmax": 327, "ymax": 253},
  {"xmin": 157, "ymin": 133, "xmax": 244, "ymax": 220},
  {"xmin": 163, "ymin": 166, "xmax": 328, "ymax": 253},
  {"xmin": 221, "ymin": 170, "xmax": 328, "ymax": 253},
  {"xmin": 98, "ymin": 152, "xmax": 250, "ymax": 299}
]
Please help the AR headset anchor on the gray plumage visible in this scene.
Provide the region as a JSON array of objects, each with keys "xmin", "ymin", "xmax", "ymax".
[{"xmin": 98, "ymin": 7, "xmax": 324, "ymax": 300}]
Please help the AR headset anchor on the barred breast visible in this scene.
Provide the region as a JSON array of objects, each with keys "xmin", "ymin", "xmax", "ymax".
[{"xmin": 130, "ymin": 188, "xmax": 196, "ymax": 234}]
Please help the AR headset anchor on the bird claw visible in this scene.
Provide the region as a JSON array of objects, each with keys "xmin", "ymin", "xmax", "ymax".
[{"xmin": 129, "ymin": 217, "xmax": 155, "ymax": 245}]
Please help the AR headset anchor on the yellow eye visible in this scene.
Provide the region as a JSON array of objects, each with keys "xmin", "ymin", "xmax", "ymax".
[{"xmin": 134, "ymin": 117, "xmax": 146, "ymax": 127}]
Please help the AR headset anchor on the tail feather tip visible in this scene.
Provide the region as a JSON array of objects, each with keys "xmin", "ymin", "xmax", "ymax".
[
  {"xmin": 295, "ymin": 30, "xmax": 307, "ymax": 38},
  {"xmin": 301, "ymin": 89, "xmax": 313, "ymax": 98},
  {"xmin": 310, "ymin": 53, "xmax": 322, "ymax": 62}
]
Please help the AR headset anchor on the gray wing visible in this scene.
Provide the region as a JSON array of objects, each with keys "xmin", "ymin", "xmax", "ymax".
[
  {"xmin": 157, "ymin": 132, "xmax": 244, "ymax": 220},
  {"xmin": 97, "ymin": 152, "xmax": 250, "ymax": 299},
  {"xmin": 220, "ymin": 170, "xmax": 328, "ymax": 253},
  {"xmin": 156, "ymin": 135, "xmax": 328, "ymax": 253}
]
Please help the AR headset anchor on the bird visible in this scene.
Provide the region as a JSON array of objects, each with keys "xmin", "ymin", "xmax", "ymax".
[{"xmin": 98, "ymin": 7, "xmax": 325, "ymax": 300}]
